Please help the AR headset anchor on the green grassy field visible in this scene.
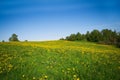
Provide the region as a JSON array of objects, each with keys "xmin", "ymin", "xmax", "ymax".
[{"xmin": 0, "ymin": 40, "xmax": 120, "ymax": 80}]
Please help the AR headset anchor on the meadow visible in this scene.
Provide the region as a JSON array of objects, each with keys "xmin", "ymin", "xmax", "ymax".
[{"xmin": 0, "ymin": 40, "xmax": 120, "ymax": 80}]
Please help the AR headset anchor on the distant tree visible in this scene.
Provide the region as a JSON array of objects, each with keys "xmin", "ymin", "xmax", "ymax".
[
  {"xmin": 25, "ymin": 40, "xmax": 28, "ymax": 42},
  {"xmin": 116, "ymin": 32, "xmax": 120, "ymax": 48},
  {"xmin": 60, "ymin": 38, "xmax": 64, "ymax": 40},
  {"xmin": 2, "ymin": 40, "xmax": 5, "ymax": 42},
  {"xmin": 111, "ymin": 30, "xmax": 117, "ymax": 44},
  {"xmin": 66, "ymin": 32, "xmax": 86, "ymax": 41},
  {"xmin": 86, "ymin": 31, "xmax": 90, "ymax": 41},
  {"xmin": 9, "ymin": 33, "xmax": 19, "ymax": 41},
  {"xmin": 101, "ymin": 29, "xmax": 108, "ymax": 43},
  {"xmin": 66, "ymin": 36, "xmax": 69, "ymax": 40},
  {"xmin": 101, "ymin": 29, "xmax": 117, "ymax": 44},
  {"xmin": 66, "ymin": 34, "xmax": 76, "ymax": 41},
  {"xmin": 81, "ymin": 34, "xmax": 86, "ymax": 40},
  {"xmin": 76, "ymin": 32, "xmax": 82, "ymax": 40},
  {"xmin": 63, "ymin": 28, "xmax": 120, "ymax": 48},
  {"xmin": 89, "ymin": 29, "xmax": 102, "ymax": 42}
]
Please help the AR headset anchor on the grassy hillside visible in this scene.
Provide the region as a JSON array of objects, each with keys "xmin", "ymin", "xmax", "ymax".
[{"xmin": 0, "ymin": 41, "xmax": 120, "ymax": 80}]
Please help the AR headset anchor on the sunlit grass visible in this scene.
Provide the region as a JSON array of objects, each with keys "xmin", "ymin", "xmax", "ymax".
[{"xmin": 0, "ymin": 40, "xmax": 120, "ymax": 80}]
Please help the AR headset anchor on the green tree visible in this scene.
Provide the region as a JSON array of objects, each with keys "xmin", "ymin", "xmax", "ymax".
[
  {"xmin": 111, "ymin": 30, "xmax": 117, "ymax": 44},
  {"xmin": 81, "ymin": 34, "xmax": 86, "ymax": 40},
  {"xmin": 86, "ymin": 31, "xmax": 90, "ymax": 41},
  {"xmin": 116, "ymin": 32, "xmax": 120, "ymax": 47},
  {"xmin": 60, "ymin": 37, "xmax": 64, "ymax": 40},
  {"xmin": 101, "ymin": 29, "xmax": 115, "ymax": 44},
  {"xmin": 89, "ymin": 29, "xmax": 102, "ymax": 42},
  {"xmin": 25, "ymin": 40, "xmax": 28, "ymax": 42},
  {"xmin": 64, "ymin": 29, "xmax": 120, "ymax": 48},
  {"xmin": 66, "ymin": 34, "xmax": 76, "ymax": 41},
  {"xmin": 76, "ymin": 32, "xmax": 82, "ymax": 41},
  {"xmin": 2, "ymin": 40, "xmax": 5, "ymax": 42},
  {"xmin": 9, "ymin": 33, "xmax": 19, "ymax": 41}
]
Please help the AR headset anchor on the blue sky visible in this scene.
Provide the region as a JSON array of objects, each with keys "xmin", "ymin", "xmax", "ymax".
[{"xmin": 0, "ymin": 0, "xmax": 120, "ymax": 41}]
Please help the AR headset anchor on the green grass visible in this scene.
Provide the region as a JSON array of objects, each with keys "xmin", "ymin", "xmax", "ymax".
[{"xmin": 0, "ymin": 40, "xmax": 120, "ymax": 80}]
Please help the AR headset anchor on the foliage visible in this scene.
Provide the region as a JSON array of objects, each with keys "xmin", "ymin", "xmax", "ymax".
[
  {"xmin": 76, "ymin": 32, "xmax": 82, "ymax": 40},
  {"xmin": 66, "ymin": 33, "xmax": 84, "ymax": 41},
  {"xmin": 101, "ymin": 29, "xmax": 117, "ymax": 44},
  {"xmin": 89, "ymin": 29, "xmax": 102, "ymax": 42},
  {"xmin": 0, "ymin": 41, "xmax": 120, "ymax": 80},
  {"xmin": 2, "ymin": 40, "xmax": 5, "ymax": 42},
  {"xmin": 25, "ymin": 40, "xmax": 28, "ymax": 42},
  {"xmin": 9, "ymin": 33, "xmax": 19, "ymax": 42},
  {"xmin": 59, "ymin": 38, "xmax": 64, "ymax": 40},
  {"xmin": 116, "ymin": 32, "xmax": 120, "ymax": 48},
  {"xmin": 65, "ymin": 29, "xmax": 120, "ymax": 47},
  {"xmin": 66, "ymin": 34, "xmax": 76, "ymax": 41}
]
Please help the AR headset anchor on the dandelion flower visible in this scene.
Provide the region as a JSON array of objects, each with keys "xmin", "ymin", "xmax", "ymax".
[
  {"xmin": 67, "ymin": 68, "xmax": 70, "ymax": 71},
  {"xmin": 44, "ymin": 75, "xmax": 48, "ymax": 79},
  {"xmin": 62, "ymin": 70, "xmax": 64, "ymax": 72},
  {"xmin": 33, "ymin": 77, "xmax": 35, "ymax": 79},
  {"xmin": 22, "ymin": 75, "xmax": 25, "ymax": 77},
  {"xmin": 77, "ymin": 78, "xmax": 80, "ymax": 80},
  {"xmin": 73, "ymin": 68, "xmax": 75, "ymax": 71},
  {"xmin": 73, "ymin": 75, "xmax": 77, "ymax": 78}
]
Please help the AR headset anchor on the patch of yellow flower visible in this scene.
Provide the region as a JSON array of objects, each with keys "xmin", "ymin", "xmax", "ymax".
[{"xmin": 33, "ymin": 77, "xmax": 36, "ymax": 79}]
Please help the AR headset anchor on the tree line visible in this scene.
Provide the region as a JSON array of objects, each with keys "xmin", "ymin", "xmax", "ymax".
[
  {"xmin": 2, "ymin": 33, "xmax": 29, "ymax": 42},
  {"xmin": 1, "ymin": 29, "xmax": 120, "ymax": 48},
  {"xmin": 60, "ymin": 29, "xmax": 120, "ymax": 48}
]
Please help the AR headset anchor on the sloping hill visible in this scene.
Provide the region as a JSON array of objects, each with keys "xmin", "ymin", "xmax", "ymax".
[{"xmin": 0, "ymin": 41, "xmax": 120, "ymax": 80}]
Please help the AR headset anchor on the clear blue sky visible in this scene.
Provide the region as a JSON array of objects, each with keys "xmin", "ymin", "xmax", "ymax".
[{"xmin": 0, "ymin": 0, "xmax": 120, "ymax": 41}]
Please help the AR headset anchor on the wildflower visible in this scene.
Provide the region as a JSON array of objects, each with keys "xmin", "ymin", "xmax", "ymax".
[
  {"xmin": 82, "ymin": 51, "xmax": 84, "ymax": 54},
  {"xmin": 33, "ymin": 77, "xmax": 36, "ymax": 79},
  {"xmin": 73, "ymin": 68, "xmax": 75, "ymax": 71},
  {"xmin": 77, "ymin": 78, "xmax": 80, "ymax": 80},
  {"xmin": 73, "ymin": 75, "xmax": 77, "ymax": 78},
  {"xmin": 76, "ymin": 61, "xmax": 79, "ymax": 64},
  {"xmin": 67, "ymin": 68, "xmax": 70, "ymax": 71},
  {"xmin": 44, "ymin": 75, "xmax": 48, "ymax": 79},
  {"xmin": 22, "ymin": 75, "xmax": 25, "ymax": 77}
]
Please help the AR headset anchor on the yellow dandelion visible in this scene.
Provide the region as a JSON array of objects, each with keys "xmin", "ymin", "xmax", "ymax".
[
  {"xmin": 44, "ymin": 75, "xmax": 48, "ymax": 79},
  {"xmin": 73, "ymin": 68, "xmax": 75, "ymax": 71},
  {"xmin": 73, "ymin": 75, "xmax": 77, "ymax": 78},
  {"xmin": 33, "ymin": 77, "xmax": 35, "ymax": 79},
  {"xmin": 67, "ymin": 68, "xmax": 70, "ymax": 71},
  {"xmin": 22, "ymin": 75, "xmax": 25, "ymax": 77}
]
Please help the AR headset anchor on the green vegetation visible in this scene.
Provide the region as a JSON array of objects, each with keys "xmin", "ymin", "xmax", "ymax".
[
  {"xmin": 2, "ymin": 40, "xmax": 5, "ymax": 42},
  {"xmin": 0, "ymin": 41, "xmax": 120, "ymax": 80},
  {"xmin": 64, "ymin": 29, "xmax": 120, "ymax": 48},
  {"xmin": 9, "ymin": 33, "xmax": 19, "ymax": 42}
]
